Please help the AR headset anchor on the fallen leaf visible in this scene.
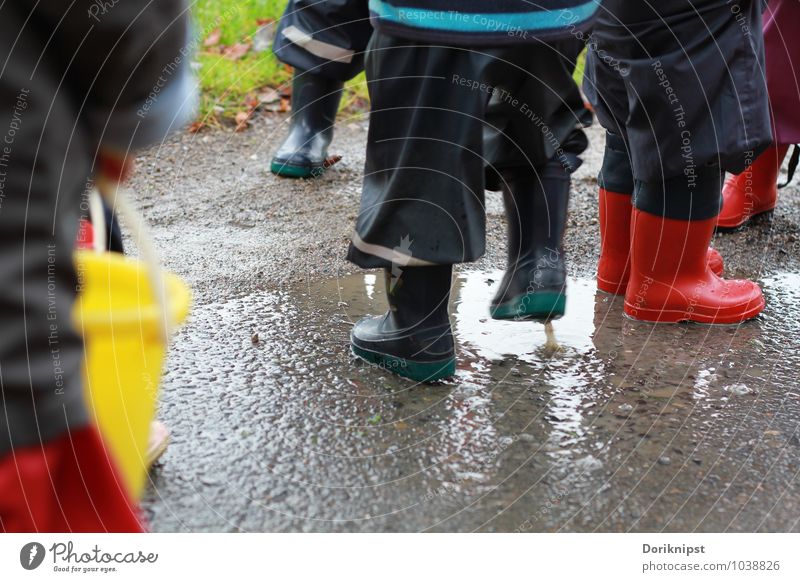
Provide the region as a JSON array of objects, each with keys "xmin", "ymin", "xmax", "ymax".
[
  {"xmin": 187, "ymin": 121, "xmax": 206, "ymax": 133},
  {"xmin": 242, "ymin": 93, "xmax": 260, "ymax": 109},
  {"xmin": 279, "ymin": 97, "xmax": 291, "ymax": 112},
  {"xmin": 235, "ymin": 110, "xmax": 251, "ymax": 132},
  {"xmin": 203, "ymin": 28, "xmax": 222, "ymax": 47},
  {"xmin": 255, "ymin": 18, "xmax": 275, "ymax": 26},
  {"xmin": 257, "ymin": 89, "xmax": 281, "ymax": 104},
  {"xmin": 323, "ymin": 155, "xmax": 342, "ymax": 169},
  {"xmin": 222, "ymin": 42, "xmax": 251, "ymax": 61}
]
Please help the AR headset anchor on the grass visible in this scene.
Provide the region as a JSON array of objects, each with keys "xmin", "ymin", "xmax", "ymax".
[{"xmin": 191, "ymin": 0, "xmax": 368, "ymax": 126}]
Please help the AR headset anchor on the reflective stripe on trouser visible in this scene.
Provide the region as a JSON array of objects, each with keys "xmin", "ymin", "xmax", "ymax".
[{"xmin": 273, "ymin": 0, "xmax": 371, "ymax": 81}]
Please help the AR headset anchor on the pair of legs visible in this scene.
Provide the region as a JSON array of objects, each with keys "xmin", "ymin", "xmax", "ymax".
[
  {"xmin": 595, "ymin": 133, "xmax": 763, "ymax": 323},
  {"xmin": 350, "ymin": 164, "xmax": 573, "ymax": 382},
  {"xmin": 347, "ymin": 33, "xmax": 588, "ymax": 381},
  {"xmin": 585, "ymin": 0, "xmax": 771, "ymax": 323},
  {"xmin": 270, "ymin": 0, "xmax": 370, "ymax": 177}
]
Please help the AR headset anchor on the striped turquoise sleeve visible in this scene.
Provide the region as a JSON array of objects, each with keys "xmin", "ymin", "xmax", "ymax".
[{"xmin": 368, "ymin": 0, "xmax": 600, "ymax": 36}]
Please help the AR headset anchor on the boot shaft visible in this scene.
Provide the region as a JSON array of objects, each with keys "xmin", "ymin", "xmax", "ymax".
[
  {"xmin": 501, "ymin": 162, "xmax": 570, "ymax": 269},
  {"xmin": 385, "ymin": 265, "xmax": 452, "ymax": 331},
  {"xmin": 290, "ymin": 70, "xmax": 345, "ymax": 133},
  {"xmin": 630, "ymin": 210, "xmax": 715, "ymax": 282}
]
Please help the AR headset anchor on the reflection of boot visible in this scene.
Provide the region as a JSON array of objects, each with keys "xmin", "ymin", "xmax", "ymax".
[
  {"xmin": 351, "ymin": 266, "xmax": 455, "ymax": 382},
  {"xmin": 491, "ymin": 163, "xmax": 569, "ymax": 321},
  {"xmin": 270, "ymin": 70, "xmax": 343, "ymax": 178},
  {"xmin": 625, "ymin": 209, "xmax": 764, "ymax": 324},
  {"xmin": 718, "ymin": 143, "xmax": 789, "ymax": 230},
  {"xmin": 597, "ymin": 188, "xmax": 723, "ymax": 295}
]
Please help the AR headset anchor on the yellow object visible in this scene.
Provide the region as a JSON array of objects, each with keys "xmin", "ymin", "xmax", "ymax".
[{"xmin": 72, "ymin": 250, "xmax": 190, "ymax": 499}]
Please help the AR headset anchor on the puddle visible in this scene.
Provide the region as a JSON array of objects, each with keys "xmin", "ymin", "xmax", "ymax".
[{"xmin": 144, "ymin": 269, "xmax": 800, "ymax": 533}]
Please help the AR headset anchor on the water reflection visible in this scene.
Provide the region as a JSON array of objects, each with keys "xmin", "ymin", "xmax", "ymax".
[{"xmin": 147, "ymin": 267, "xmax": 800, "ymax": 531}]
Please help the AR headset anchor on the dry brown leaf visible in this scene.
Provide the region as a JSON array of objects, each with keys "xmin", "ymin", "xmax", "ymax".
[
  {"xmin": 323, "ymin": 155, "xmax": 342, "ymax": 169},
  {"xmin": 187, "ymin": 120, "xmax": 206, "ymax": 133},
  {"xmin": 242, "ymin": 93, "xmax": 260, "ymax": 109},
  {"xmin": 257, "ymin": 89, "xmax": 281, "ymax": 104},
  {"xmin": 234, "ymin": 110, "xmax": 251, "ymax": 132},
  {"xmin": 222, "ymin": 42, "xmax": 251, "ymax": 61},
  {"xmin": 203, "ymin": 28, "xmax": 222, "ymax": 47}
]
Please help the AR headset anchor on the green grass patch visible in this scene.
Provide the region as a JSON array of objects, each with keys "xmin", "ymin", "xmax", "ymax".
[{"xmin": 192, "ymin": 0, "xmax": 368, "ymax": 125}]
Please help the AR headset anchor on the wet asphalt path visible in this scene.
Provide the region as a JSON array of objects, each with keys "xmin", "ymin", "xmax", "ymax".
[{"xmin": 130, "ymin": 113, "xmax": 800, "ymax": 531}]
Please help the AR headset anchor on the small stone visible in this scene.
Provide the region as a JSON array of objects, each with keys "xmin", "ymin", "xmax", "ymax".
[
  {"xmin": 724, "ymin": 383, "xmax": 751, "ymax": 396},
  {"xmin": 658, "ymin": 456, "xmax": 671, "ymax": 466},
  {"xmin": 251, "ymin": 333, "xmax": 259, "ymax": 344}
]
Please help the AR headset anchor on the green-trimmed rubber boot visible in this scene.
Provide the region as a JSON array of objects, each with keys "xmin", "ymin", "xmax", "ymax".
[
  {"xmin": 270, "ymin": 70, "xmax": 343, "ymax": 178},
  {"xmin": 351, "ymin": 265, "xmax": 455, "ymax": 382},
  {"xmin": 491, "ymin": 162, "xmax": 570, "ymax": 321}
]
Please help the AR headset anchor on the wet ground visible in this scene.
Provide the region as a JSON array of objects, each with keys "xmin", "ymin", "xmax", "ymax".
[{"xmin": 132, "ymin": 114, "xmax": 800, "ymax": 531}]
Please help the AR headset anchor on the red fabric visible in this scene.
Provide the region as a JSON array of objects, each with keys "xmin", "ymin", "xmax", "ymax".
[
  {"xmin": 0, "ymin": 427, "xmax": 144, "ymax": 532},
  {"xmin": 76, "ymin": 218, "xmax": 95, "ymax": 250},
  {"xmin": 97, "ymin": 153, "xmax": 135, "ymax": 184}
]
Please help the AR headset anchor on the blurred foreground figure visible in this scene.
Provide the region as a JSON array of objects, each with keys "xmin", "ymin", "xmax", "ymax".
[
  {"xmin": 0, "ymin": 1, "xmax": 195, "ymax": 532},
  {"xmin": 585, "ymin": 0, "xmax": 772, "ymax": 323},
  {"xmin": 271, "ymin": 0, "xmax": 371, "ymax": 177},
  {"xmin": 347, "ymin": 1, "xmax": 599, "ymax": 381},
  {"xmin": 718, "ymin": 0, "xmax": 800, "ymax": 229}
]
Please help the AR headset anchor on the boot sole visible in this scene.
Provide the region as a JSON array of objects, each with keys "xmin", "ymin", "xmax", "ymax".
[
  {"xmin": 490, "ymin": 291, "xmax": 566, "ymax": 321},
  {"xmin": 715, "ymin": 208, "xmax": 775, "ymax": 232},
  {"xmin": 623, "ymin": 296, "xmax": 765, "ymax": 324},
  {"xmin": 270, "ymin": 159, "xmax": 325, "ymax": 179},
  {"xmin": 351, "ymin": 344, "xmax": 455, "ymax": 383}
]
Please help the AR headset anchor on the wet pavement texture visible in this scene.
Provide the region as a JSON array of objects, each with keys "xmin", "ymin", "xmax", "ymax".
[{"xmin": 133, "ymin": 116, "xmax": 800, "ymax": 531}]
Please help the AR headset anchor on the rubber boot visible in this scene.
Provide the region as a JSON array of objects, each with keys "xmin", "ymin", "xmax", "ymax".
[
  {"xmin": 624, "ymin": 209, "xmax": 765, "ymax": 324},
  {"xmin": 490, "ymin": 164, "xmax": 569, "ymax": 321},
  {"xmin": 270, "ymin": 70, "xmax": 344, "ymax": 178},
  {"xmin": 597, "ymin": 188, "xmax": 724, "ymax": 295},
  {"xmin": 717, "ymin": 143, "xmax": 789, "ymax": 230},
  {"xmin": 351, "ymin": 265, "xmax": 455, "ymax": 382}
]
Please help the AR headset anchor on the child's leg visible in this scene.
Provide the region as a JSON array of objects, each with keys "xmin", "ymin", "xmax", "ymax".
[
  {"xmin": 597, "ymin": 133, "xmax": 723, "ymax": 295},
  {"xmin": 347, "ymin": 33, "xmax": 493, "ymax": 381},
  {"xmin": 625, "ymin": 169, "xmax": 764, "ymax": 324},
  {"xmin": 271, "ymin": 0, "xmax": 372, "ymax": 178},
  {"xmin": 719, "ymin": 143, "xmax": 790, "ymax": 230},
  {"xmin": 350, "ymin": 265, "xmax": 455, "ymax": 383},
  {"xmin": 490, "ymin": 161, "xmax": 570, "ymax": 321}
]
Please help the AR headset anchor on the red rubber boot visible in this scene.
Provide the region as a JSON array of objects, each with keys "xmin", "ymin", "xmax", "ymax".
[
  {"xmin": 624, "ymin": 209, "xmax": 764, "ymax": 323},
  {"xmin": 597, "ymin": 188, "xmax": 723, "ymax": 295},
  {"xmin": 718, "ymin": 143, "xmax": 789, "ymax": 230}
]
